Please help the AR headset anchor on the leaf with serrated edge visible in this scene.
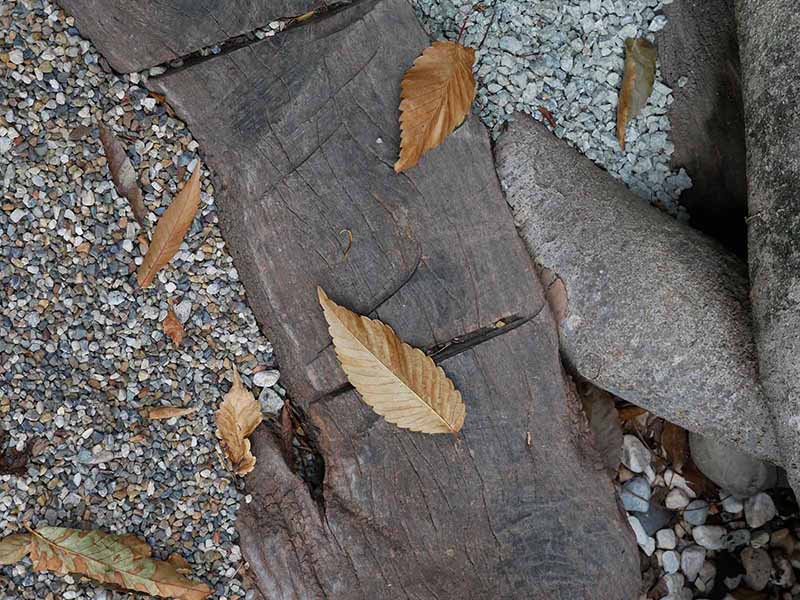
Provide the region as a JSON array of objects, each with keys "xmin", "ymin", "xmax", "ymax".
[
  {"xmin": 162, "ymin": 307, "xmax": 185, "ymax": 345},
  {"xmin": 215, "ymin": 368, "xmax": 262, "ymax": 475},
  {"xmin": 146, "ymin": 406, "xmax": 197, "ymax": 420},
  {"xmin": 616, "ymin": 38, "xmax": 657, "ymax": 150},
  {"xmin": 99, "ymin": 125, "xmax": 148, "ymax": 226},
  {"xmin": 395, "ymin": 40, "xmax": 476, "ymax": 172},
  {"xmin": 137, "ymin": 167, "xmax": 202, "ymax": 288},
  {"xmin": 0, "ymin": 534, "xmax": 31, "ymax": 565},
  {"xmin": 26, "ymin": 527, "xmax": 210, "ymax": 599},
  {"xmin": 317, "ymin": 287, "xmax": 465, "ymax": 433}
]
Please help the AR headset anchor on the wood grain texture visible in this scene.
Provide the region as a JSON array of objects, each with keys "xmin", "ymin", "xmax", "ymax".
[
  {"xmin": 148, "ymin": 0, "xmax": 641, "ymax": 596},
  {"xmin": 56, "ymin": 0, "xmax": 314, "ymax": 73},
  {"xmin": 152, "ymin": 0, "xmax": 541, "ymax": 404}
]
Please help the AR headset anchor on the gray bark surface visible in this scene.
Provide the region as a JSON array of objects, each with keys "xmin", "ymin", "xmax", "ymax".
[
  {"xmin": 495, "ymin": 115, "xmax": 780, "ymax": 465},
  {"xmin": 56, "ymin": 0, "xmax": 313, "ymax": 73},
  {"xmin": 143, "ymin": 1, "xmax": 642, "ymax": 597},
  {"xmin": 736, "ymin": 0, "xmax": 800, "ymax": 494},
  {"xmin": 656, "ymin": 0, "xmax": 748, "ymax": 256}
]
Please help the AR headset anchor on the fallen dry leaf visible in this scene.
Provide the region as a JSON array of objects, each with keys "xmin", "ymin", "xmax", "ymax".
[
  {"xmin": 395, "ymin": 40, "xmax": 476, "ymax": 172},
  {"xmin": 146, "ymin": 406, "xmax": 197, "ymax": 420},
  {"xmin": 280, "ymin": 399, "xmax": 294, "ymax": 470},
  {"xmin": 0, "ymin": 527, "xmax": 210, "ymax": 599},
  {"xmin": 318, "ymin": 287, "xmax": 465, "ymax": 433},
  {"xmin": 618, "ymin": 405, "xmax": 648, "ymax": 422},
  {"xmin": 616, "ymin": 38, "xmax": 657, "ymax": 150},
  {"xmin": 578, "ymin": 383, "xmax": 623, "ymax": 472},
  {"xmin": 99, "ymin": 125, "xmax": 148, "ymax": 226},
  {"xmin": 137, "ymin": 167, "xmax": 202, "ymax": 288},
  {"xmin": 661, "ymin": 421, "xmax": 689, "ymax": 472},
  {"xmin": 215, "ymin": 367, "xmax": 262, "ymax": 475},
  {"xmin": 168, "ymin": 553, "xmax": 191, "ymax": 574},
  {"xmin": 0, "ymin": 534, "xmax": 31, "ymax": 565},
  {"xmin": 538, "ymin": 106, "xmax": 557, "ymax": 129},
  {"xmin": 162, "ymin": 308, "xmax": 185, "ymax": 345}
]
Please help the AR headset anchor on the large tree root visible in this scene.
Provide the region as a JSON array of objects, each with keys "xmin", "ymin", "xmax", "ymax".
[
  {"xmin": 495, "ymin": 115, "xmax": 780, "ymax": 465},
  {"xmin": 736, "ymin": 0, "xmax": 800, "ymax": 498}
]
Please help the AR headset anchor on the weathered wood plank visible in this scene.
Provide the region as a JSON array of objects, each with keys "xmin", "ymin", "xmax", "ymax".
[
  {"xmin": 57, "ymin": 0, "xmax": 314, "ymax": 73},
  {"xmin": 150, "ymin": 0, "xmax": 641, "ymax": 596},
  {"xmin": 152, "ymin": 0, "xmax": 541, "ymax": 403},
  {"xmin": 240, "ymin": 317, "xmax": 640, "ymax": 599}
]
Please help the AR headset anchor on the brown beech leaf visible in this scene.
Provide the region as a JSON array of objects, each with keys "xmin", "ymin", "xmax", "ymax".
[
  {"xmin": 318, "ymin": 287, "xmax": 465, "ymax": 433},
  {"xmin": 661, "ymin": 421, "xmax": 689, "ymax": 472},
  {"xmin": 146, "ymin": 406, "xmax": 197, "ymax": 420},
  {"xmin": 0, "ymin": 527, "xmax": 210, "ymax": 599},
  {"xmin": 0, "ymin": 534, "xmax": 31, "ymax": 565},
  {"xmin": 395, "ymin": 40, "xmax": 476, "ymax": 172},
  {"xmin": 99, "ymin": 125, "xmax": 148, "ymax": 226},
  {"xmin": 136, "ymin": 167, "xmax": 202, "ymax": 288},
  {"xmin": 162, "ymin": 308, "xmax": 185, "ymax": 345},
  {"xmin": 215, "ymin": 367, "xmax": 262, "ymax": 475},
  {"xmin": 616, "ymin": 38, "xmax": 657, "ymax": 150}
]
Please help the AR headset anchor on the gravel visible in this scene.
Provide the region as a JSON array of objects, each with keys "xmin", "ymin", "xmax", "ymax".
[
  {"xmin": 410, "ymin": 0, "xmax": 693, "ymax": 215},
  {"xmin": 617, "ymin": 412, "xmax": 800, "ymax": 597},
  {"xmin": 1, "ymin": 1, "xmax": 279, "ymax": 597}
]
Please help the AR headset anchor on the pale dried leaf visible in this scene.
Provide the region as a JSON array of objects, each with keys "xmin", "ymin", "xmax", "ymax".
[
  {"xmin": 99, "ymin": 125, "xmax": 148, "ymax": 226},
  {"xmin": 162, "ymin": 308, "xmax": 185, "ymax": 345},
  {"xmin": 318, "ymin": 287, "xmax": 465, "ymax": 433},
  {"xmin": 168, "ymin": 553, "xmax": 191, "ymax": 574},
  {"xmin": 395, "ymin": 40, "xmax": 476, "ymax": 172},
  {"xmin": 0, "ymin": 534, "xmax": 31, "ymax": 565},
  {"xmin": 146, "ymin": 406, "xmax": 197, "ymax": 420},
  {"xmin": 136, "ymin": 167, "xmax": 202, "ymax": 288},
  {"xmin": 215, "ymin": 368, "xmax": 262, "ymax": 475},
  {"xmin": 26, "ymin": 527, "xmax": 210, "ymax": 599},
  {"xmin": 616, "ymin": 38, "xmax": 657, "ymax": 150}
]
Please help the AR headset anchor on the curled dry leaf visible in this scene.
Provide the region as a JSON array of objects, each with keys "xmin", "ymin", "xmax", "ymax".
[
  {"xmin": 0, "ymin": 527, "xmax": 210, "ymax": 599},
  {"xmin": 98, "ymin": 125, "xmax": 148, "ymax": 226},
  {"xmin": 577, "ymin": 383, "xmax": 623, "ymax": 472},
  {"xmin": 215, "ymin": 368, "xmax": 262, "ymax": 475},
  {"xmin": 137, "ymin": 167, "xmax": 202, "ymax": 288},
  {"xmin": 146, "ymin": 406, "xmax": 197, "ymax": 420},
  {"xmin": 162, "ymin": 307, "xmax": 185, "ymax": 345},
  {"xmin": 616, "ymin": 38, "xmax": 657, "ymax": 150},
  {"xmin": 318, "ymin": 287, "xmax": 465, "ymax": 433},
  {"xmin": 395, "ymin": 40, "xmax": 476, "ymax": 172}
]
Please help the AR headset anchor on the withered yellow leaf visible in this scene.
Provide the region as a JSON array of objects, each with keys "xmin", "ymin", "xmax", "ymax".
[
  {"xmin": 0, "ymin": 533, "xmax": 31, "ymax": 565},
  {"xmin": 215, "ymin": 367, "xmax": 262, "ymax": 475},
  {"xmin": 137, "ymin": 167, "xmax": 202, "ymax": 288},
  {"xmin": 395, "ymin": 40, "xmax": 476, "ymax": 172},
  {"xmin": 317, "ymin": 287, "xmax": 465, "ymax": 433},
  {"xmin": 162, "ymin": 307, "xmax": 185, "ymax": 345},
  {"xmin": 146, "ymin": 406, "xmax": 197, "ymax": 420},
  {"xmin": 616, "ymin": 38, "xmax": 657, "ymax": 150},
  {"xmin": 7, "ymin": 527, "xmax": 211, "ymax": 599},
  {"xmin": 99, "ymin": 125, "xmax": 148, "ymax": 226}
]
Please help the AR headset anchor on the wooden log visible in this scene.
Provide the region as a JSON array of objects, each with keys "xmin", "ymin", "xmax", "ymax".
[
  {"xmin": 55, "ymin": 0, "xmax": 313, "ymax": 73},
  {"xmin": 736, "ymin": 0, "xmax": 800, "ymax": 495},
  {"xmin": 147, "ymin": 0, "xmax": 642, "ymax": 596},
  {"xmin": 495, "ymin": 115, "xmax": 780, "ymax": 465}
]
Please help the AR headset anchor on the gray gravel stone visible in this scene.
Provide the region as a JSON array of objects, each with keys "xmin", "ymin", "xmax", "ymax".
[
  {"xmin": 683, "ymin": 499, "xmax": 709, "ymax": 526},
  {"xmin": 745, "ymin": 492, "xmax": 776, "ymax": 529},
  {"xmin": 621, "ymin": 476, "xmax": 651, "ymax": 512},
  {"xmin": 680, "ymin": 544, "xmax": 705, "ymax": 582},
  {"xmin": 689, "ymin": 432, "xmax": 778, "ymax": 497},
  {"xmin": 692, "ymin": 525, "xmax": 726, "ymax": 550}
]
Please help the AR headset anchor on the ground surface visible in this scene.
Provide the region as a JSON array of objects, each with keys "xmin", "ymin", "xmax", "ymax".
[{"xmin": 0, "ymin": 0, "xmax": 785, "ymax": 599}]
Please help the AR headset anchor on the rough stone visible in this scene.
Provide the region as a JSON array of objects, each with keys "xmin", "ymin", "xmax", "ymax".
[
  {"xmin": 680, "ymin": 545, "xmax": 706, "ymax": 582},
  {"xmin": 745, "ymin": 492, "xmax": 777, "ymax": 529},
  {"xmin": 740, "ymin": 547, "xmax": 772, "ymax": 591},
  {"xmin": 692, "ymin": 525, "xmax": 726, "ymax": 550},
  {"xmin": 689, "ymin": 432, "xmax": 777, "ymax": 497},
  {"xmin": 495, "ymin": 115, "xmax": 779, "ymax": 464}
]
